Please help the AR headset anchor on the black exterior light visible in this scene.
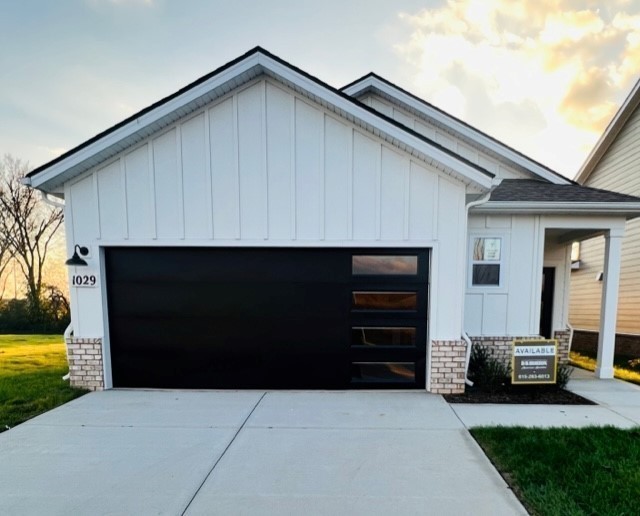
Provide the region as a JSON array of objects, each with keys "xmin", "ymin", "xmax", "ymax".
[{"xmin": 66, "ymin": 245, "xmax": 89, "ymax": 266}]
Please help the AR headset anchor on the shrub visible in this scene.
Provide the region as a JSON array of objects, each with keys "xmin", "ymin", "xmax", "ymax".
[
  {"xmin": 556, "ymin": 364, "xmax": 572, "ymax": 389},
  {"xmin": 468, "ymin": 344, "xmax": 511, "ymax": 394}
]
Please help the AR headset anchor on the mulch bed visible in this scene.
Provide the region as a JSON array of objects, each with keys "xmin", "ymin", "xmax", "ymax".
[{"xmin": 444, "ymin": 386, "xmax": 596, "ymax": 405}]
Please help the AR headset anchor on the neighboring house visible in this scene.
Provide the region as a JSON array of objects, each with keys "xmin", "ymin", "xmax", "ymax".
[
  {"xmin": 25, "ymin": 48, "xmax": 640, "ymax": 394},
  {"xmin": 570, "ymin": 79, "xmax": 640, "ymax": 347}
]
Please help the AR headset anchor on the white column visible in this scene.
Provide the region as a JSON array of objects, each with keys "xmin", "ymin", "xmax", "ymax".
[{"xmin": 596, "ymin": 228, "xmax": 624, "ymax": 378}]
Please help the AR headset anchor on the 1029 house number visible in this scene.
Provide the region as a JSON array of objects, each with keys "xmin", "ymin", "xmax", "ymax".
[{"xmin": 71, "ymin": 274, "xmax": 98, "ymax": 288}]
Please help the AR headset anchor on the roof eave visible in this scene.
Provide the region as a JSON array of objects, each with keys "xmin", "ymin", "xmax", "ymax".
[
  {"xmin": 575, "ymin": 78, "xmax": 640, "ymax": 185},
  {"xmin": 472, "ymin": 201, "xmax": 640, "ymax": 219},
  {"xmin": 29, "ymin": 50, "xmax": 495, "ymax": 193},
  {"xmin": 342, "ymin": 75, "xmax": 573, "ymax": 186}
]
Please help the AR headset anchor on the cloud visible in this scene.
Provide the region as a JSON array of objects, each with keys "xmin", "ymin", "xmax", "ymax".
[{"xmin": 393, "ymin": 0, "xmax": 640, "ymax": 176}]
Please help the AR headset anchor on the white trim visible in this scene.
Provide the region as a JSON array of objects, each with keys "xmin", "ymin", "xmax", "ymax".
[
  {"xmin": 473, "ymin": 201, "xmax": 640, "ymax": 216},
  {"xmin": 80, "ymin": 238, "xmax": 439, "ymax": 248},
  {"xmin": 29, "ymin": 51, "xmax": 494, "ymax": 193},
  {"xmin": 343, "ymin": 76, "xmax": 571, "ymax": 185},
  {"xmin": 99, "ymin": 246, "xmax": 113, "ymax": 389}
]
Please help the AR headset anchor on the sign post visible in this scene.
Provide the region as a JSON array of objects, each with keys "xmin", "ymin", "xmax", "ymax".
[{"xmin": 512, "ymin": 339, "xmax": 557, "ymax": 385}]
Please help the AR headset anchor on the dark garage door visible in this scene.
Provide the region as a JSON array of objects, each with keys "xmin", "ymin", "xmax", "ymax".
[{"xmin": 106, "ymin": 247, "xmax": 429, "ymax": 389}]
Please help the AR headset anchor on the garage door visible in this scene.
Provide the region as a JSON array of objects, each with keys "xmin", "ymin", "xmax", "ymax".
[{"xmin": 106, "ymin": 248, "xmax": 429, "ymax": 389}]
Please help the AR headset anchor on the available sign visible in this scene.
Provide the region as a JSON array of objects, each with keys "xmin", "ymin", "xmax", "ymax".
[{"xmin": 512, "ymin": 340, "xmax": 557, "ymax": 384}]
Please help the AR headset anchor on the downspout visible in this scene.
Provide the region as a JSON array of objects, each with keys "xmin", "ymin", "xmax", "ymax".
[
  {"xmin": 39, "ymin": 191, "xmax": 65, "ymax": 209},
  {"xmin": 62, "ymin": 323, "xmax": 73, "ymax": 381},
  {"xmin": 462, "ymin": 189, "xmax": 494, "ymax": 386}
]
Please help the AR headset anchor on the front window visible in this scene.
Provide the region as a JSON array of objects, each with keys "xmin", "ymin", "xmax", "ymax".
[{"xmin": 471, "ymin": 237, "xmax": 501, "ymax": 286}]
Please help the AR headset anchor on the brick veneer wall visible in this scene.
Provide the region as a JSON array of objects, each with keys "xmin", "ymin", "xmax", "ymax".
[
  {"xmin": 553, "ymin": 329, "xmax": 571, "ymax": 364},
  {"xmin": 65, "ymin": 337, "xmax": 104, "ymax": 391},
  {"xmin": 430, "ymin": 340, "xmax": 466, "ymax": 394},
  {"xmin": 470, "ymin": 329, "xmax": 572, "ymax": 367}
]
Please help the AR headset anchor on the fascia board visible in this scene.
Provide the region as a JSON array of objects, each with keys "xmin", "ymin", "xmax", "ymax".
[
  {"xmin": 574, "ymin": 79, "xmax": 640, "ymax": 185},
  {"xmin": 472, "ymin": 201, "xmax": 640, "ymax": 218},
  {"xmin": 263, "ymin": 57, "xmax": 494, "ymax": 189},
  {"xmin": 32, "ymin": 52, "xmax": 494, "ymax": 192},
  {"xmin": 344, "ymin": 77, "xmax": 572, "ymax": 185},
  {"xmin": 29, "ymin": 54, "xmax": 264, "ymax": 190}
]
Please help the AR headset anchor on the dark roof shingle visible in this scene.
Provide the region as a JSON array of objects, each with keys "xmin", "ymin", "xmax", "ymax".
[{"xmin": 489, "ymin": 179, "xmax": 640, "ymax": 204}]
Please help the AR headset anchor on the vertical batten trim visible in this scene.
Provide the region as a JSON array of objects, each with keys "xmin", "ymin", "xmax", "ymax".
[
  {"xmin": 319, "ymin": 114, "xmax": 326, "ymax": 240},
  {"xmin": 176, "ymin": 124, "xmax": 186, "ymax": 239},
  {"xmin": 119, "ymin": 157, "xmax": 129, "ymax": 239},
  {"xmin": 233, "ymin": 94, "xmax": 241, "ymax": 239},
  {"xmin": 204, "ymin": 108, "xmax": 215, "ymax": 239},
  {"xmin": 262, "ymin": 81, "xmax": 269, "ymax": 240},
  {"xmin": 92, "ymin": 171, "xmax": 102, "ymax": 240},
  {"xmin": 290, "ymin": 95, "xmax": 297, "ymax": 240},
  {"xmin": 432, "ymin": 173, "xmax": 439, "ymax": 242},
  {"xmin": 403, "ymin": 160, "xmax": 411, "ymax": 240},
  {"xmin": 148, "ymin": 141, "xmax": 158, "ymax": 239},
  {"xmin": 375, "ymin": 144, "xmax": 382, "ymax": 240},
  {"xmin": 347, "ymin": 128, "xmax": 354, "ymax": 239}
]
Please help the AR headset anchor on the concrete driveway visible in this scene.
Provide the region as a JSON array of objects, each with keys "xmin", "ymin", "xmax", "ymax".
[{"xmin": 0, "ymin": 390, "xmax": 525, "ymax": 516}]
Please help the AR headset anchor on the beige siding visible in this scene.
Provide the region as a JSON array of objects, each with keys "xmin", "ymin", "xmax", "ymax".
[{"xmin": 569, "ymin": 105, "xmax": 640, "ymax": 333}]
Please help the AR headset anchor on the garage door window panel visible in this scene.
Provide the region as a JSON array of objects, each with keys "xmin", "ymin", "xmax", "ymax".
[
  {"xmin": 352, "ymin": 255, "xmax": 418, "ymax": 275},
  {"xmin": 351, "ymin": 327, "xmax": 416, "ymax": 347}
]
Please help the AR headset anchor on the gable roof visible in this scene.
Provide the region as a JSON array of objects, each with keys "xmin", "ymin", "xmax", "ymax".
[
  {"xmin": 472, "ymin": 179, "xmax": 640, "ymax": 217},
  {"xmin": 574, "ymin": 78, "xmax": 640, "ymax": 185},
  {"xmin": 25, "ymin": 47, "xmax": 494, "ymax": 193},
  {"xmin": 341, "ymin": 73, "xmax": 573, "ymax": 185}
]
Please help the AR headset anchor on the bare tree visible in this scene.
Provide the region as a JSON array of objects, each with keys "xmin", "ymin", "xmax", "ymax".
[{"xmin": 0, "ymin": 155, "xmax": 63, "ymax": 315}]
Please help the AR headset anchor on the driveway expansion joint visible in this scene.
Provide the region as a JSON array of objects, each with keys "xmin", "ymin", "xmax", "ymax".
[{"xmin": 179, "ymin": 391, "xmax": 267, "ymax": 515}]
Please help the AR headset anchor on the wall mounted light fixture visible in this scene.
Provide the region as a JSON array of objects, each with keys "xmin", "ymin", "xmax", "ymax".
[{"xmin": 65, "ymin": 245, "xmax": 89, "ymax": 267}]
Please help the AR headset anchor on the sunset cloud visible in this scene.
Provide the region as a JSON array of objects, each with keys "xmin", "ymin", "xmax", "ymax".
[{"xmin": 394, "ymin": 0, "xmax": 640, "ymax": 175}]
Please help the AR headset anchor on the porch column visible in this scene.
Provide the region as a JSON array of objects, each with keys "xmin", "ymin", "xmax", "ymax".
[{"xmin": 596, "ymin": 228, "xmax": 624, "ymax": 378}]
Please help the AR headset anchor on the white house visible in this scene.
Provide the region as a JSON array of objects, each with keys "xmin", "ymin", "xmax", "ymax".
[{"xmin": 25, "ymin": 48, "xmax": 640, "ymax": 393}]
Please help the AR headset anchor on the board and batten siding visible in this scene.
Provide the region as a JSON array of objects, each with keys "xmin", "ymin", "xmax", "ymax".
[
  {"xmin": 65, "ymin": 78, "xmax": 468, "ymax": 339},
  {"xmin": 569, "ymin": 103, "xmax": 640, "ymax": 334},
  {"xmin": 358, "ymin": 93, "xmax": 536, "ymax": 181},
  {"xmin": 465, "ymin": 214, "xmax": 545, "ymax": 336}
]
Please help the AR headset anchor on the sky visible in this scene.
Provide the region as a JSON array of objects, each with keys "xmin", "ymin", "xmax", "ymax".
[{"xmin": 2, "ymin": 0, "xmax": 640, "ymax": 179}]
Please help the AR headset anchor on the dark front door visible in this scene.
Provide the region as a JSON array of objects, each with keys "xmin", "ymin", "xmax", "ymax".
[
  {"xmin": 105, "ymin": 247, "xmax": 429, "ymax": 389},
  {"xmin": 540, "ymin": 267, "xmax": 555, "ymax": 338}
]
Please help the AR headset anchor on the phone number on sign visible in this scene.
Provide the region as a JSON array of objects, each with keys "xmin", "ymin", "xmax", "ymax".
[{"xmin": 517, "ymin": 373, "xmax": 551, "ymax": 380}]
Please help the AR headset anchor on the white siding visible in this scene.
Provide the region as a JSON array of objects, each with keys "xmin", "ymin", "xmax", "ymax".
[
  {"xmin": 359, "ymin": 92, "xmax": 538, "ymax": 181},
  {"xmin": 464, "ymin": 214, "xmax": 543, "ymax": 336},
  {"xmin": 66, "ymin": 79, "xmax": 470, "ymax": 340}
]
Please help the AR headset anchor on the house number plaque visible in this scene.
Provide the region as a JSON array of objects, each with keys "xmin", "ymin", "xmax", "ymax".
[{"xmin": 71, "ymin": 273, "xmax": 98, "ymax": 288}]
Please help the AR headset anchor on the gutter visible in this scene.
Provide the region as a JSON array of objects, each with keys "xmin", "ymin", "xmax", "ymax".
[
  {"xmin": 461, "ymin": 189, "xmax": 493, "ymax": 386},
  {"xmin": 473, "ymin": 201, "xmax": 640, "ymax": 218},
  {"xmin": 39, "ymin": 190, "xmax": 65, "ymax": 208}
]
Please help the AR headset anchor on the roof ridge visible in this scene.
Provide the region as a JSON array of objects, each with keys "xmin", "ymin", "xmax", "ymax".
[
  {"xmin": 27, "ymin": 47, "xmax": 495, "ymax": 184},
  {"xmin": 341, "ymin": 72, "xmax": 575, "ymax": 185}
]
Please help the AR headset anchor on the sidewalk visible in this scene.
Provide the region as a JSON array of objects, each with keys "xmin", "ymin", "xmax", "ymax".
[{"xmin": 450, "ymin": 367, "xmax": 640, "ymax": 428}]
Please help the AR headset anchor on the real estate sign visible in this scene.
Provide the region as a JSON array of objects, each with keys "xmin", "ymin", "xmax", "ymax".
[{"xmin": 512, "ymin": 340, "xmax": 557, "ymax": 384}]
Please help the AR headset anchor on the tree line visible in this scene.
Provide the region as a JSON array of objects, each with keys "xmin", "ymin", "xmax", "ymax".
[{"xmin": 0, "ymin": 155, "xmax": 68, "ymax": 333}]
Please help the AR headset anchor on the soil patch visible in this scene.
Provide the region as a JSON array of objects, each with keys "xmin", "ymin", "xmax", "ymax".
[{"xmin": 444, "ymin": 386, "xmax": 595, "ymax": 405}]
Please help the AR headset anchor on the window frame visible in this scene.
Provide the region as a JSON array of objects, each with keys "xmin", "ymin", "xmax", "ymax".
[{"xmin": 468, "ymin": 233, "xmax": 508, "ymax": 290}]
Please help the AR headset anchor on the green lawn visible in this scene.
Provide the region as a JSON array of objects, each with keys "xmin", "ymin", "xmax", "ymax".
[
  {"xmin": 472, "ymin": 426, "xmax": 640, "ymax": 516},
  {"xmin": 0, "ymin": 334, "xmax": 88, "ymax": 432}
]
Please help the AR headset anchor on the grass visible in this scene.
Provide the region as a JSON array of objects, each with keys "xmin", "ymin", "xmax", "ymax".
[
  {"xmin": 570, "ymin": 351, "xmax": 640, "ymax": 385},
  {"xmin": 0, "ymin": 334, "xmax": 88, "ymax": 432},
  {"xmin": 472, "ymin": 426, "xmax": 640, "ymax": 516}
]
